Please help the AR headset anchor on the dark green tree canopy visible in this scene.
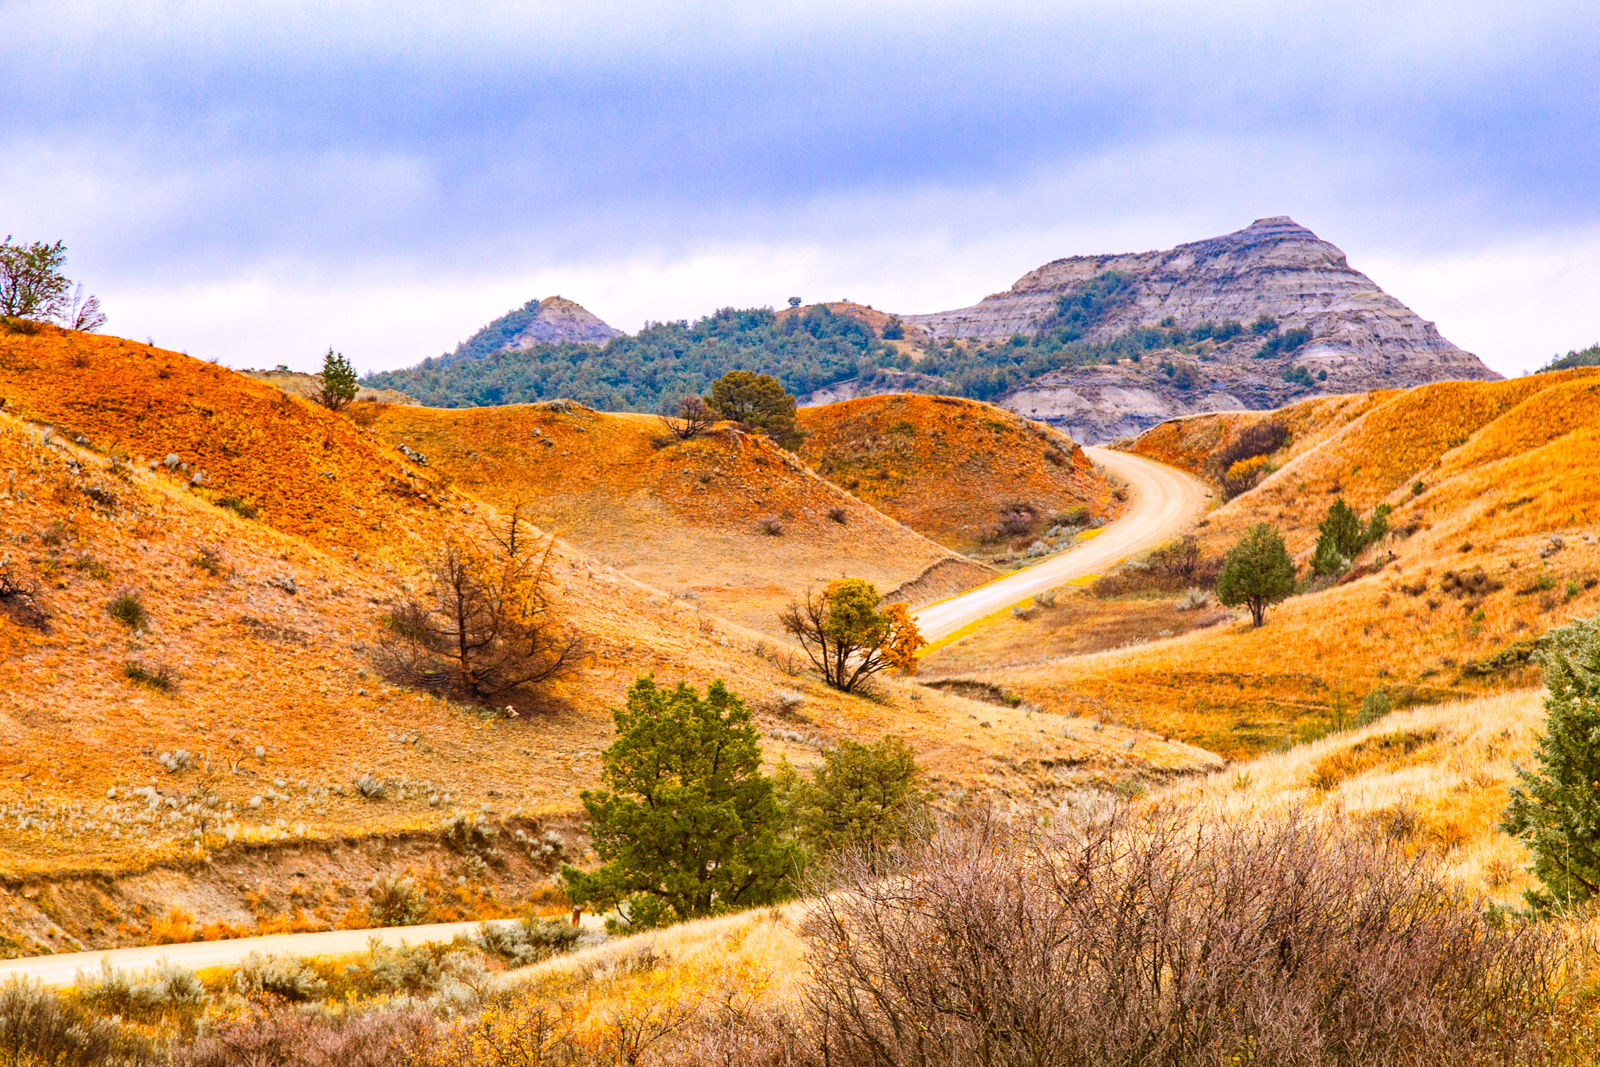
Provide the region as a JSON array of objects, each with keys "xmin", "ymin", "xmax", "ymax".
[
  {"xmin": 316, "ymin": 349, "xmax": 360, "ymax": 411},
  {"xmin": 562, "ymin": 677, "xmax": 800, "ymax": 931},
  {"xmin": 1311, "ymin": 497, "xmax": 1393, "ymax": 579},
  {"xmin": 1216, "ymin": 522, "xmax": 1296, "ymax": 627},
  {"xmin": 1501, "ymin": 616, "xmax": 1600, "ymax": 913},
  {"xmin": 777, "ymin": 735, "xmax": 929, "ymax": 865},
  {"xmin": 706, "ymin": 370, "xmax": 803, "ymax": 450}
]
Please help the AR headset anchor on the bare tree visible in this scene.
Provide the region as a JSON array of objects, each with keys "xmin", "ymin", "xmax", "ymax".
[
  {"xmin": 375, "ymin": 532, "xmax": 580, "ymax": 707},
  {"xmin": 659, "ymin": 394, "xmax": 716, "ymax": 441},
  {"xmin": 0, "ymin": 555, "xmax": 49, "ymax": 632}
]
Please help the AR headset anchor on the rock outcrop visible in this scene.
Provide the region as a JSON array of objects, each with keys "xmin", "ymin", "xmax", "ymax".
[
  {"xmin": 500, "ymin": 296, "xmax": 623, "ymax": 348},
  {"xmin": 901, "ymin": 217, "xmax": 1499, "ymax": 442}
]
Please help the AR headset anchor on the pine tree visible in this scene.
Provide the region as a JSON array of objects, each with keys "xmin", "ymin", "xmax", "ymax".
[
  {"xmin": 1500, "ymin": 616, "xmax": 1600, "ymax": 912},
  {"xmin": 1216, "ymin": 522, "xmax": 1296, "ymax": 627},
  {"xmin": 316, "ymin": 348, "xmax": 359, "ymax": 411},
  {"xmin": 562, "ymin": 677, "xmax": 800, "ymax": 931}
]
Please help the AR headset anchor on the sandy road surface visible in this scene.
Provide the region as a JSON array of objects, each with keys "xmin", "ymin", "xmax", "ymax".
[{"xmin": 912, "ymin": 447, "xmax": 1210, "ymax": 644}]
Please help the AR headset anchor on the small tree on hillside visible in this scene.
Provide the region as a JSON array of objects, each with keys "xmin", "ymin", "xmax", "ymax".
[
  {"xmin": 1216, "ymin": 522, "xmax": 1296, "ymax": 627},
  {"xmin": 780, "ymin": 578, "xmax": 925, "ymax": 693},
  {"xmin": 706, "ymin": 370, "xmax": 803, "ymax": 450},
  {"xmin": 1312, "ymin": 497, "xmax": 1394, "ymax": 579},
  {"xmin": 777, "ymin": 735, "xmax": 929, "ymax": 865},
  {"xmin": 658, "ymin": 394, "xmax": 714, "ymax": 440},
  {"xmin": 375, "ymin": 528, "xmax": 580, "ymax": 706},
  {"xmin": 562, "ymin": 677, "xmax": 800, "ymax": 930},
  {"xmin": 316, "ymin": 348, "xmax": 360, "ymax": 411},
  {"xmin": 1501, "ymin": 616, "xmax": 1600, "ymax": 912}
]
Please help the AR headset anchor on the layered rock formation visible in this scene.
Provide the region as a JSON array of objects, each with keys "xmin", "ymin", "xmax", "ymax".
[
  {"xmin": 901, "ymin": 217, "xmax": 1499, "ymax": 442},
  {"xmin": 498, "ymin": 296, "xmax": 623, "ymax": 348}
]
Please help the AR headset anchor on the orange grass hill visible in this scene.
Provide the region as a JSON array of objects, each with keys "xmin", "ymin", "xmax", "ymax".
[
  {"xmin": 953, "ymin": 369, "xmax": 1600, "ymax": 759},
  {"xmin": 797, "ymin": 394, "xmax": 1117, "ymax": 556},
  {"xmin": 350, "ymin": 400, "xmax": 993, "ymax": 636},
  {"xmin": 0, "ymin": 326, "xmax": 1218, "ymax": 951}
]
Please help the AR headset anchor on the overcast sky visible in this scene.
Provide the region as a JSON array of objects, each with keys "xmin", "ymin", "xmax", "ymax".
[{"xmin": 2, "ymin": 1, "xmax": 1596, "ymax": 376}]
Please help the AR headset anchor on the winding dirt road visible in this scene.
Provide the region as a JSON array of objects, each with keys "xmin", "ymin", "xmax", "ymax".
[
  {"xmin": 913, "ymin": 447, "xmax": 1210, "ymax": 644},
  {"xmin": 0, "ymin": 449, "xmax": 1205, "ymax": 990}
]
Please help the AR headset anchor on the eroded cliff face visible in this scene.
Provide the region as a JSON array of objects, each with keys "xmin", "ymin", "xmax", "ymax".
[{"xmin": 897, "ymin": 217, "xmax": 1498, "ymax": 441}]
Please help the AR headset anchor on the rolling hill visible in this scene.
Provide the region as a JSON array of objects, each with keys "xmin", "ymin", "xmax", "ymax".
[
  {"xmin": 796, "ymin": 393, "xmax": 1117, "ymax": 556},
  {"xmin": 934, "ymin": 370, "xmax": 1600, "ymax": 757},
  {"xmin": 0, "ymin": 325, "xmax": 1216, "ymax": 950}
]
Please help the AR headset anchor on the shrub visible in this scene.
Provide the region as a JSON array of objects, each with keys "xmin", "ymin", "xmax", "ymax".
[
  {"xmin": 79, "ymin": 959, "xmax": 206, "ymax": 1020},
  {"xmin": 354, "ymin": 774, "xmax": 386, "ymax": 799},
  {"xmin": 123, "ymin": 661, "xmax": 176, "ymax": 693},
  {"xmin": 215, "ymin": 496, "xmax": 259, "ymax": 520},
  {"xmin": 758, "ymin": 515, "xmax": 784, "ymax": 536},
  {"xmin": 563, "ymin": 677, "xmax": 800, "ymax": 931},
  {"xmin": 108, "ymin": 590, "xmax": 148, "ymax": 630},
  {"xmin": 368, "ymin": 876, "xmax": 428, "ymax": 928},
  {"xmin": 174, "ymin": 1003, "xmax": 435, "ymax": 1067},
  {"xmin": 803, "ymin": 813, "xmax": 1555, "ymax": 1067},
  {"xmin": 0, "ymin": 556, "xmax": 50, "ymax": 631},
  {"xmin": 827, "ymin": 506, "xmax": 848, "ymax": 525},
  {"xmin": 0, "ymin": 978, "xmax": 150, "ymax": 1066},
  {"xmin": 191, "ymin": 545, "xmax": 227, "ymax": 577},
  {"xmin": 1356, "ymin": 686, "xmax": 1394, "ymax": 726},
  {"xmin": 1209, "ymin": 420, "xmax": 1288, "ymax": 497},
  {"xmin": 476, "ymin": 916, "xmax": 582, "ymax": 968},
  {"xmin": 232, "ymin": 953, "xmax": 329, "ymax": 1002}
]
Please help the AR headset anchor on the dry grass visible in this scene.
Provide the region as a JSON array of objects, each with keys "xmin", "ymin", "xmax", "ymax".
[
  {"xmin": 966, "ymin": 371, "xmax": 1600, "ymax": 757},
  {"xmin": 352, "ymin": 400, "xmax": 985, "ymax": 636},
  {"xmin": 1167, "ymin": 688, "xmax": 1545, "ymax": 905},
  {"xmin": 797, "ymin": 394, "xmax": 1115, "ymax": 554}
]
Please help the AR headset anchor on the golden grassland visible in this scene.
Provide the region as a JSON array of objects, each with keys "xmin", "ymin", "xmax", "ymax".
[
  {"xmin": 959, "ymin": 371, "xmax": 1600, "ymax": 758},
  {"xmin": 351, "ymin": 400, "xmax": 985, "ymax": 637},
  {"xmin": 796, "ymin": 394, "xmax": 1114, "ymax": 554},
  {"xmin": 0, "ymin": 328, "xmax": 1210, "ymax": 899}
]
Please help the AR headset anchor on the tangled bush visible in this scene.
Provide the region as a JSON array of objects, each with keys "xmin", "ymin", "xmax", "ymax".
[
  {"xmin": 79, "ymin": 959, "xmax": 207, "ymax": 1019},
  {"xmin": 0, "ymin": 978, "xmax": 150, "ymax": 1066},
  {"xmin": 232, "ymin": 953, "xmax": 328, "ymax": 1003},
  {"xmin": 476, "ymin": 916, "xmax": 584, "ymax": 968},
  {"xmin": 802, "ymin": 812, "xmax": 1556, "ymax": 1067},
  {"xmin": 369, "ymin": 875, "xmax": 429, "ymax": 927}
]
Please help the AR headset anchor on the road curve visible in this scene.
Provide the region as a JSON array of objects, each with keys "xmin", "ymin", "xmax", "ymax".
[{"xmin": 913, "ymin": 447, "xmax": 1210, "ymax": 644}]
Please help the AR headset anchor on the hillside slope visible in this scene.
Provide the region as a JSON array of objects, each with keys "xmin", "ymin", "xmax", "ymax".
[
  {"xmin": 954, "ymin": 371, "xmax": 1600, "ymax": 757},
  {"xmin": 0, "ymin": 327, "xmax": 1216, "ymax": 947},
  {"xmin": 354, "ymin": 401, "xmax": 990, "ymax": 635},
  {"xmin": 797, "ymin": 394, "xmax": 1117, "ymax": 555}
]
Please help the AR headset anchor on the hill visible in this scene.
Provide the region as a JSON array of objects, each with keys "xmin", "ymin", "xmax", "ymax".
[
  {"xmin": 796, "ymin": 394, "xmax": 1117, "ymax": 555},
  {"xmin": 930, "ymin": 371, "xmax": 1600, "ymax": 758},
  {"xmin": 0, "ymin": 325, "xmax": 1217, "ymax": 950},
  {"xmin": 360, "ymin": 220, "xmax": 1492, "ymax": 444},
  {"xmin": 363, "ymin": 303, "xmax": 885, "ymax": 410},
  {"xmin": 351, "ymin": 400, "xmax": 992, "ymax": 635}
]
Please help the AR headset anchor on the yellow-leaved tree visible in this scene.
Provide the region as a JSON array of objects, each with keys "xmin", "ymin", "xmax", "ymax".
[{"xmin": 779, "ymin": 578, "xmax": 924, "ymax": 693}]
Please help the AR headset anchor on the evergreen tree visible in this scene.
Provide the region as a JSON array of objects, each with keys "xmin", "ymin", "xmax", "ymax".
[
  {"xmin": 1216, "ymin": 522, "xmax": 1296, "ymax": 627},
  {"xmin": 1501, "ymin": 616, "xmax": 1600, "ymax": 912},
  {"xmin": 776, "ymin": 735, "xmax": 929, "ymax": 865},
  {"xmin": 316, "ymin": 349, "xmax": 360, "ymax": 411},
  {"xmin": 562, "ymin": 677, "xmax": 800, "ymax": 931},
  {"xmin": 1311, "ymin": 497, "xmax": 1392, "ymax": 580},
  {"xmin": 706, "ymin": 370, "xmax": 804, "ymax": 450}
]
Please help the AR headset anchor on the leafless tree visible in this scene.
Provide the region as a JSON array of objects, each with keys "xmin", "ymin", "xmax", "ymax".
[
  {"xmin": 375, "ymin": 532, "xmax": 580, "ymax": 707},
  {"xmin": 659, "ymin": 395, "xmax": 716, "ymax": 441},
  {"xmin": 0, "ymin": 555, "xmax": 49, "ymax": 632}
]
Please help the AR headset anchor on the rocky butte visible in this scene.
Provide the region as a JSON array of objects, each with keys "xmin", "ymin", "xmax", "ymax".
[{"xmin": 902, "ymin": 217, "xmax": 1499, "ymax": 442}]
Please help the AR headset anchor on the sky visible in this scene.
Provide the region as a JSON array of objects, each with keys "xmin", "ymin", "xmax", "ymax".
[{"xmin": 1, "ymin": 0, "xmax": 1596, "ymax": 377}]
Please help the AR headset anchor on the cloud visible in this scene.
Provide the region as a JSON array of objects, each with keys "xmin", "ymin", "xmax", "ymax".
[{"xmin": 1, "ymin": 1, "xmax": 1596, "ymax": 375}]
